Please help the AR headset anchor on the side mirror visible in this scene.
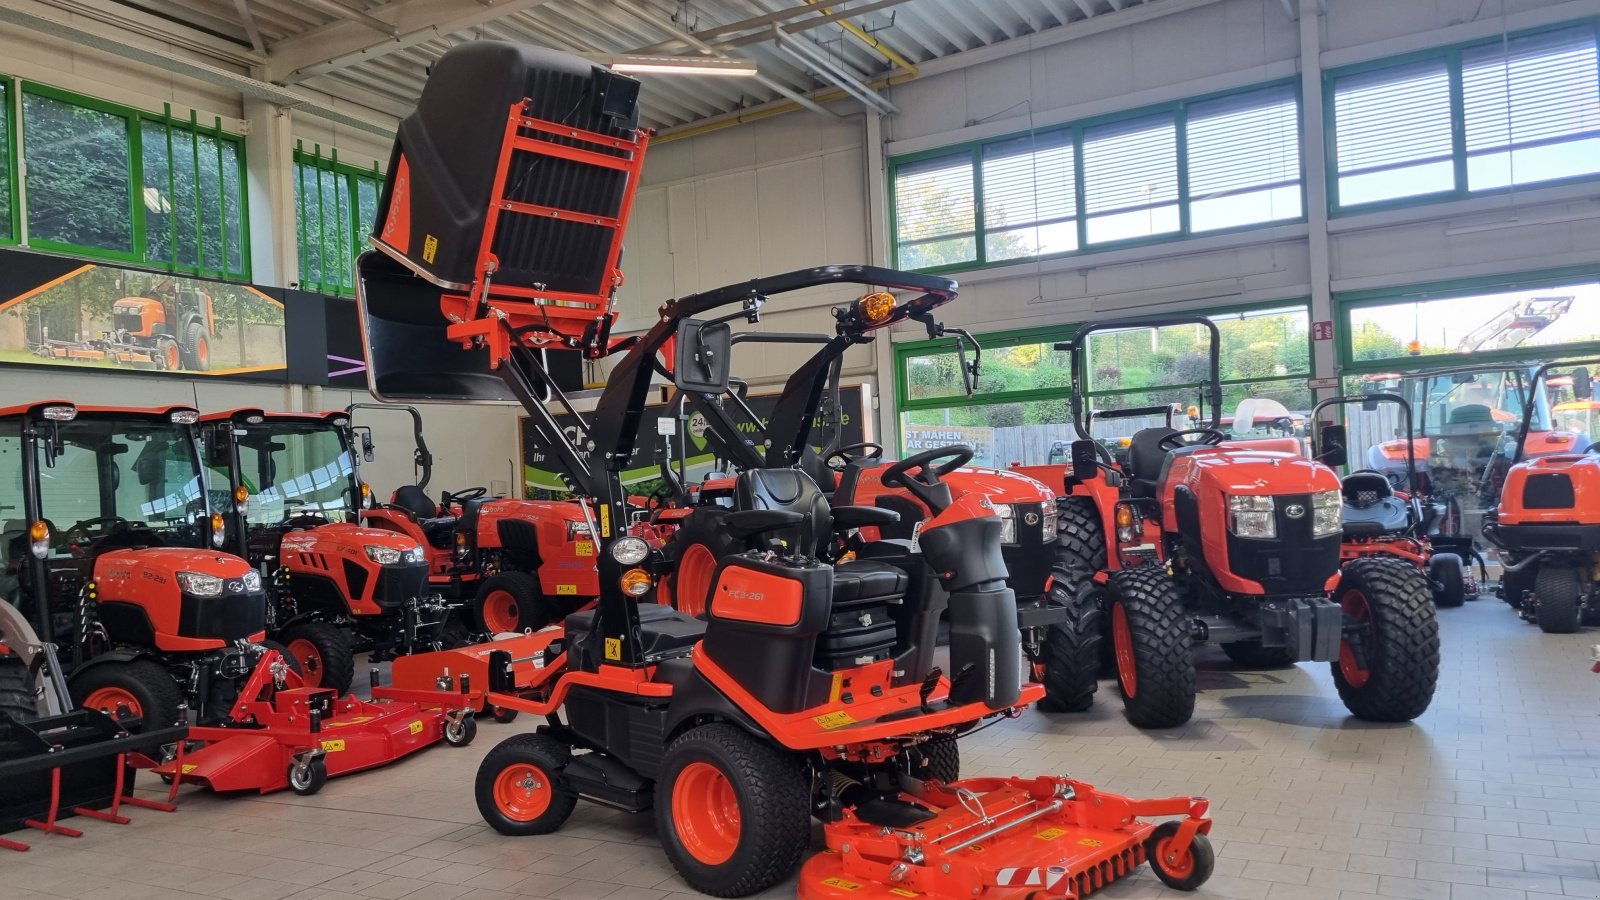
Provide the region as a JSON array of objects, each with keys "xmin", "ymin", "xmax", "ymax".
[
  {"xmin": 1573, "ymin": 367, "xmax": 1592, "ymax": 401},
  {"xmin": 1318, "ymin": 423, "xmax": 1349, "ymax": 468},
  {"xmin": 674, "ymin": 319, "xmax": 732, "ymax": 394},
  {"xmin": 361, "ymin": 430, "xmax": 376, "ymax": 462}
]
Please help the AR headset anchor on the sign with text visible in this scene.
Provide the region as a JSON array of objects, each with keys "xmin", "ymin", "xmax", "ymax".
[{"xmin": 902, "ymin": 424, "xmax": 995, "ymax": 466}]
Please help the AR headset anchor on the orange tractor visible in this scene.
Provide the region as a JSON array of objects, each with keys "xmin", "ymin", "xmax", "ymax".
[{"xmin": 34, "ymin": 279, "xmax": 216, "ymax": 372}]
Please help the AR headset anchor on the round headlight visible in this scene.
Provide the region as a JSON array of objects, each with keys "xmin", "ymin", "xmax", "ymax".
[{"xmin": 611, "ymin": 536, "xmax": 650, "ymax": 565}]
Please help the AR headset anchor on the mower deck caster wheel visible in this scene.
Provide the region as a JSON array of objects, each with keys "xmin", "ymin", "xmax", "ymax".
[
  {"xmin": 490, "ymin": 705, "xmax": 519, "ymax": 724},
  {"xmin": 445, "ymin": 714, "xmax": 477, "ymax": 747},
  {"xmin": 1145, "ymin": 820, "xmax": 1215, "ymax": 891},
  {"xmin": 289, "ymin": 757, "xmax": 328, "ymax": 796}
]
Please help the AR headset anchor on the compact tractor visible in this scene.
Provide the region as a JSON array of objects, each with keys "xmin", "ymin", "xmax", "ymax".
[
  {"xmin": 1, "ymin": 402, "xmax": 268, "ymax": 729},
  {"xmin": 1483, "ymin": 359, "xmax": 1600, "ymax": 632},
  {"xmin": 356, "ymin": 41, "xmax": 1216, "ymax": 899},
  {"xmin": 34, "ymin": 278, "xmax": 217, "ymax": 372}
]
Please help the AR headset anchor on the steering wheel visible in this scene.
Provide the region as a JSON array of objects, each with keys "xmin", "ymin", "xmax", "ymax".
[
  {"xmin": 65, "ymin": 516, "xmax": 131, "ymax": 545},
  {"xmin": 826, "ymin": 442, "xmax": 884, "ymax": 472},
  {"xmin": 880, "ymin": 445, "xmax": 974, "ymax": 514},
  {"xmin": 1157, "ymin": 429, "xmax": 1227, "ymax": 452},
  {"xmin": 443, "ymin": 486, "xmax": 488, "ymax": 506}
]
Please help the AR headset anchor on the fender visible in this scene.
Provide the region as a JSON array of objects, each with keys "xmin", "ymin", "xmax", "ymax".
[
  {"xmin": 68, "ymin": 647, "xmax": 150, "ymax": 677},
  {"xmin": 661, "ymin": 661, "xmax": 767, "ymax": 741}
]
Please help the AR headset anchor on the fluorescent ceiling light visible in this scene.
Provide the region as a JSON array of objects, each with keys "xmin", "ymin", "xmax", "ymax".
[{"xmin": 608, "ymin": 55, "xmax": 758, "ymax": 77}]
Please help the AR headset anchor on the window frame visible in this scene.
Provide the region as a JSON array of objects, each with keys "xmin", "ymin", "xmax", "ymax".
[
  {"xmin": 1324, "ymin": 18, "xmax": 1600, "ymax": 215},
  {"xmin": 0, "ymin": 75, "xmax": 18, "ymax": 246},
  {"xmin": 293, "ymin": 145, "xmax": 384, "ymax": 297},
  {"xmin": 138, "ymin": 105, "xmax": 252, "ymax": 280},
  {"xmin": 886, "ymin": 78, "xmax": 1306, "ymax": 276}
]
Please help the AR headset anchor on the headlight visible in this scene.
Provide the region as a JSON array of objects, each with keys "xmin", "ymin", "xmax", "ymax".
[
  {"xmin": 177, "ymin": 571, "xmax": 224, "ymax": 596},
  {"xmin": 567, "ymin": 521, "xmax": 592, "ymax": 539},
  {"xmin": 403, "ymin": 546, "xmax": 426, "ymax": 564},
  {"xmin": 1040, "ymin": 506, "xmax": 1058, "ymax": 542},
  {"xmin": 611, "ymin": 536, "xmax": 650, "ymax": 565},
  {"xmin": 365, "ymin": 544, "xmax": 403, "ymax": 565},
  {"xmin": 995, "ymin": 503, "xmax": 1017, "ymax": 545},
  {"xmin": 1312, "ymin": 490, "xmax": 1342, "ymax": 538},
  {"xmin": 1228, "ymin": 495, "xmax": 1276, "ymax": 539},
  {"xmin": 242, "ymin": 570, "xmax": 262, "ymax": 591},
  {"xmin": 454, "ymin": 532, "xmax": 471, "ymax": 558}
]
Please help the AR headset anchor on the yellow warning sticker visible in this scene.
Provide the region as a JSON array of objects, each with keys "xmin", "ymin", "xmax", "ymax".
[
  {"xmin": 604, "ymin": 637, "xmax": 622, "ymax": 660},
  {"xmin": 828, "ymin": 673, "xmax": 845, "ymax": 704},
  {"xmin": 408, "ymin": 720, "xmax": 424, "ymax": 735},
  {"xmin": 556, "ymin": 584, "xmax": 578, "ymax": 595},
  {"xmin": 422, "ymin": 234, "xmax": 439, "ymax": 264},
  {"xmin": 1036, "ymin": 827, "xmax": 1068, "ymax": 841},
  {"xmin": 820, "ymin": 878, "xmax": 861, "ymax": 892},
  {"xmin": 1077, "ymin": 837, "xmax": 1104, "ymax": 847},
  {"xmin": 576, "ymin": 541, "xmax": 594, "ymax": 557},
  {"xmin": 813, "ymin": 711, "xmax": 855, "ymax": 730},
  {"xmin": 181, "ymin": 764, "xmax": 198, "ymax": 774},
  {"xmin": 889, "ymin": 890, "xmax": 920, "ymax": 898},
  {"xmin": 321, "ymin": 739, "xmax": 346, "ymax": 753},
  {"xmin": 599, "ymin": 504, "xmax": 612, "ymax": 538}
]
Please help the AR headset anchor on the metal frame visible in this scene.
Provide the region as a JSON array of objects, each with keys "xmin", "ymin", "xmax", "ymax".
[
  {"xmin": 1513, "ymin": 356, "xmax": 1600, "ymax": 463},
  {"xmin": 1061, "ymin": 313, "xmax": 1224, "ymax": 439},
  {"xmin": 0, "ymin": 76, "xmax": 17, "ymax": 246},
  {"xmin": 294, "ymin": 144, "xmax": 384, "ymax": 296}
]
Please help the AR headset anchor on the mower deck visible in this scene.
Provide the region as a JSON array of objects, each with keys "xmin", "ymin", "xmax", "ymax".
[{"xmin": 800, "ymin": 776, "xmax": 1211, "ymax": 900}]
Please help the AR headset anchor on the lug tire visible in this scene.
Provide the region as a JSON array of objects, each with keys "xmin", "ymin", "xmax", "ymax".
[
  {"xmin": 278, "ymin": 621, "xmax": 354, "ymax": 695},
  {"xmin": 906, "ymin": 738, "xmax": 960, "ymax": 783},
  {"xmin": 1221, "ymin": 641, "xmax": 1298, "ymax": 669},
  {"xmin": 1145, "ymin": 820, "xmax": 1216, "ymax": 891},
  {"xmin": 1105, "ymin": 568, "xmax": 1195, "ymax": 729},
  {"xmin": 1429, "ymin": 553, "xmax": 1466, "ymax": 608},
  {"xmin": 183, "ymin": 322, "xmax": 210, "ymax": 371},
  {"xmin": 655, "ymin": 723, "xmax": 809, "ymax": 897},
  {"xmin": 471, "ymin": 571, "xmax": 550, "ymax": 634},
  {"xmin": 661, "ymin": 511, "xmax": 741, "ymax": 618},
  {"xmin": 0, "ymin": 655, "xmax": 37, "ymax": 722},
  {"xmin": 71, "ymin": 659, "xmax": 185, "ymax": 731},
  {"xmin": 1535, "ymin": 565, "xmax": 1584, "ymax": 634},
  {"xmin": 1331, "ymin": 558, "xmax": 1440, "ymax": 722},
  {"xmin": 288, "ymin": 757, "xmax": 327, "ymax": 795},
  {"xmin": 1051, "ymin": 497, "xmax": 1113, "ymax": 676},
  {"xmin": 476, "ymin": 733, "xmax": 577, "ymax": 835},
  {"xmin": 1036, "ymin": 574, "xmax": 1102, "ymax": 713}
]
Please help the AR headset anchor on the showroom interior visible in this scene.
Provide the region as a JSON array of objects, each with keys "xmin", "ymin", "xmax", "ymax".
[{"xmin": 3, "ymin": 0, "xmax": 1600, "ymax": 898}]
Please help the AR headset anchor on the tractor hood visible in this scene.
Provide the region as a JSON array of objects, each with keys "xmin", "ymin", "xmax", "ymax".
[
  {"xmin": 280, "ymin": 523, "xmax": 421, "ymax": 555},
  {"xmin": 944, "ymin": 466, "xmax": 1055, "ymax": 504},
  {"xmin": 1496, "ymin": 454, "xmax": 1600, "ymax": 526},
  {"xmin": 93, "ymin": 547, "xmax": 258, "ymax": 583},
  {"xmin": 1178, "ymin": 450, "xmax": 1341, "ymax": 496}
]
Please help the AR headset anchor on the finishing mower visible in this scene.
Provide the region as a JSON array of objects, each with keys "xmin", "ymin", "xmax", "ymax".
[{"xmin": 356, "ymin": 40, "xmax": 1216, "ymax": 899}]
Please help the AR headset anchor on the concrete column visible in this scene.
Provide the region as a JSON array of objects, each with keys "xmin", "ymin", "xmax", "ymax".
[
  {"xmin": 242, "ymin": 83, "xmax": 298, "ymax": 289},
  {"xmin": 1298, "ymin": 0, "xmax": 1336, "ymax": 401}
]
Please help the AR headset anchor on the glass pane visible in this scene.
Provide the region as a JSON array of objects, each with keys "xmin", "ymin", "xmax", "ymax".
[
  {"xmin": 233, "ymin": 424, "xmax": 357, "ymax": 525},
  {"xmin": 1085, "ymin": 306, "xmax": 1310, "ymax": 402},
  {"xmin": 37, "ymin": 418, "xmax": 206, "ymax": 549},
  {"xmin": 23, "ymin": 92, "xmax": 133, "ymax": 252},
  {"xmin": 981, "ymin": 133, "xmax": 1076, "ymax": 260},
  {"xmin": 1082, "ymin": 113, "xmax": 1180, "ymax": 244},
  {"xmin": 1347, "ymin": 281, "xmax": 1600, "ymax": 363},
  {"xmin": 894, "ymin": 154, "xmax": 976, "ymax": 268},
  {"xmin": 1187, "ymin": 85, "xmax": 1303, "ymax": 232},
  {"xmin": 294, "ymin": 162, "xmax": 322, "ymax": 288},
  {"xmin": 172, "ymin": 128, "xmax": 201, "ymax": 269},
  {"xmin": 222, "ymin": 142, "xmax": 244, "ymax": 275},
  {"xmin": 1463, "ymin": 27, "xmax": 1600, "ymax": 191},
  {"xmin": 0, "ymin": 82, "xmax": 11, "ymax": 242},
  {"xmin": 1333, "ymin": 59, "xmax": 1455, "ymax": 205},
  {"xmin": 901, "ymin": 396, "xmax": 1073, "ymax": 467},
  {"xmin": 904, "ymin": 338, "xmax": 1072, "ymax": 404},
  {"xmin": 356, "ymin": 175, "xmax": 380, "ymax": 248},
  {"xmin": 196, "ymin": 133, "xmax": 225, "ymax": 272},
  {"xmin": 140, "ymin": 120, "xmax": 174, "ymax": 265}
]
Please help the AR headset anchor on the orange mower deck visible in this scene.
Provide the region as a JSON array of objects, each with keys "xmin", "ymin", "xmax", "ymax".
[{"xmin": 800, "ymin": 776, "xmax": 1212, "ymax": 899}]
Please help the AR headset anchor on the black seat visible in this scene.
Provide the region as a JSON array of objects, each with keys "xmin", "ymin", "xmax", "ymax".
[
  {"xmin": 734, "ymin": 469, "xmax": 832, "ymax": 557},
  {"xmin": 799, "ymin": 447, "xmax": 837, "ymax": 498},
  {"xmin": 391, "ymin": 485, "xmax": 458, "ymax": 548},
  {"xmin": 1342, "ymin": 471, "xmax": 1393, "ymax": 507},
  {"xmin": 565, "ymin": 603, "xmax": 705, "ymax": 661},
  {"xmin": 832, "ymin": 559, "xmax": 909, "ymax": 605},
  {"xmin": 1126, "ymin": 427, "xmax": 1179, "ymax": 498},
  {"xmin": 1341, "ymin": 471, "xmax": 1412, "ymax": 537},
  {"xmin": 392, "ymin": 485, "xmax": 439, "ymax": 518}
]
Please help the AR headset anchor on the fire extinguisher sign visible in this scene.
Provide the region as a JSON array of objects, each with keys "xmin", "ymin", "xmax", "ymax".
[{"xmin": 1311, "ymin": 320, "xmax": 1335, "ymax": 341}]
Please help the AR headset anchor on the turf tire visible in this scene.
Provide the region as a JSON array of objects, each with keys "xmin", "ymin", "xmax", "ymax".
[
  {"xmin": 71, "ymin": 659, "xmax": 185, "ymax": 731},
  {"xmin": 278, "ymin": 620, "xmax": 354, "ymax": 695},
  {"xmin": 1105, "ymin": 567, "xmax": 1195, "ymax": 729},
  {"xmin": 1429, "ymin": 553, "xmax": 1466, "ymax": 608},
  {"xmin": 471, "ymin": 571, "xmax": 550, "ymax": 634},
  {"xmin": 661, "ymin": 511, "xmax": 741, "ymax": 618},
  {"xmin": 475, "ymin": 733, "xmax": 577, "ymax": 835},
  {"xmin": 1535, "ymin": 564, "xmax": 1583, "ymax": 634},
  {"xmin": 906, "ymin": 738, "xmax": 960, "ymax": 783},
  {"xmin": 1331, "ymin": 558, "xmax": 1440, "ymax": 722}
]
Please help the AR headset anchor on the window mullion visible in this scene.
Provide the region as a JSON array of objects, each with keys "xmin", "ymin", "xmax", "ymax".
[
  {"xmin": 1447, "ymin": 48, "xmax": 1468, "ymax": 197},
  {"xmin": 1072, "ymin": 126, "xmax": 1087, "ymax": 252},
  {"xmin": 1175, "ymin": 105, "xmax": 1191, "ymax": 236},
  {"xmin": 969, "ymin": 146, "xmax": 985, "ymax": 267}
]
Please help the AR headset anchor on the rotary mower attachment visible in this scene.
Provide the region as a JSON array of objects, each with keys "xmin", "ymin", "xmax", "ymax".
[
  {"xmin": 151, "ymin": 649, "xmax": 477, "ymax": 795},
  {"xmin": 801, "ymin": 777, "xmax": 1213, "ymax": 899}
]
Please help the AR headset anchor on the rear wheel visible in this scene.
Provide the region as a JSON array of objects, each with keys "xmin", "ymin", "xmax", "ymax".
[
  {"xmin": 471, "ymin": 571, "xmax": 549, "ymax": 634},
  {"xmin": 154, "ymin": 336, "xmax": 180, "ymax": 372},
  {"xmin": 1052, "ymin": 497, "xmax": 1113, "ymax": 677},
  {"xmin": 279, "ymin": 621, "xmax": 354, "ymax": 695},
  {"xmin": 1105, "ymin": 568, "xmax": 1194, "ymax": 729},
  {"xmin": 656, "ymin": 723, "xmax": 809, "ymax": 897},
  {"xmin": 475, "ymin": 733, "xmax": 577, "ymax": 835},
  {"xmin": 1332, "ymin": 558, "xmax": 1439, "ymax": 722},
  {"xmin": 1220, "ymin": 641, "xmax": 1298, "ymax": 669},
  {"xmin": 1036, "ymin": 574, "xmax": 1101, "ymax": 713},
  {"xmin": 663, "ymin": 513, "xmax": 739, "ymax": 618},
  {"xmin": 1535, "ymin": 565, "xmax": 1584, "ymax": 634},
  {"xmin": 71, "ymin": 659, "xmax": 184, "ymax": 730},
  {"xmin": 1429, "ymin": 553, "xmax": 1466, "ymax": 608},
  {"xmin": 905, "ymin": 738, "xmax": 960, "ymax": 783},
  {"xmin": 0, "ymin": 655, "xmax": 37, "ymax": 721}
]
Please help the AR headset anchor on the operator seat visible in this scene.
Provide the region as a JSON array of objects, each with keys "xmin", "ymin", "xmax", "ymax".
[
  {"xmin": 799, "ymin": 447, "xmax": 837, "ymax": 498},
  {"xmin": 1340, "ymin": 471, "xmax": 1412, "ymax": 537},
  {"xmin": 391, "ymin": 485, "xmax": 458, "ymax": 548},
  {"xmin": 1126, "ymin": 427, "xmax": 1180, "ymax": 498}
]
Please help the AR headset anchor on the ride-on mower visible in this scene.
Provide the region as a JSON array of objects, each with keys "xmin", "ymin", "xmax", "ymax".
[
  {"xmin": 1034, "ymin": 316, "xmax": 1439, "ymax": 724},
  {"xmin": 1, "ymin": 402, "xmax": 270, "ymax": 728},
  {"xmin": 1483, "ymin": 359, "xmax": 1600, "ymax": 633},
  {"xmin": 357, "ymin": 41, "xmax": 1215, "ymax": 899},
  {"xmin": 1311, "ymin": 393, "xmax": 1472, "ymax": 608}
]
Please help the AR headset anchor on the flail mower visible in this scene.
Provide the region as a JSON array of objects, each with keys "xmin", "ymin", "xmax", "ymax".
[{"xmin": 355, "ymin": 41, "xmax": 1216, "ymax": 899}]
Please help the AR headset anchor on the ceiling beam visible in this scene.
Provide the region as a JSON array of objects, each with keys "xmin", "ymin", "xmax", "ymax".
[
  {"xmin": 639, "ymin": 0, "xmax": 919, "ymax": 53},
  {"xmin": 27, "ymin": 0, "xmax": 264, "ymax": 67},
  {"xmin": 296, "ymin": 0, "xmax": 399, "ymax": 38},
  {"xmin": 232, "ymin": 0, "xmax": 266, "ymax": 53},
  {"xmin": 1070, "ymin": 0, "xmax": 1098, "ymax": 17}
]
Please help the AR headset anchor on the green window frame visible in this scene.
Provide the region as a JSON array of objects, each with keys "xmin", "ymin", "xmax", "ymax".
[
  {"xmin": 887, "ymin": 80, "xmax": 1305, "ymax": 275},
  {"xmin": 0, "ymin": 76, "xmax": 18, "ymax": 246},
  {"xmin": 293, "ymin": 145, "xmax": 383, "ymax": 297},
  {"xmin": 17, "ymin": 81, "xmax": 250, "ymax": 278},
  {"xmin": 1325, "ymin": 18, "xmax": 1600, "ymax": 214}
]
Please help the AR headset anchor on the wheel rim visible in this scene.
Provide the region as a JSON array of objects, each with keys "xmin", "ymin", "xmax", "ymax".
[
  {"xmin": 1154, "ymin": 835, "xmax": 1196, "ymax": 879},
  {"xmin": 673, "ymin": 761, "xmax": 741, "ymax": 865},
  {"xmin": 84, "ymin": 686, "xmax": 142, "ymax": 717},
  {"xmin": 1111, "ymin": 601, "xmax": 1137, "ymax": 698},
  {"xmin": 493, "ymin": 763, "xmax": 552, "ymax": 821},
  {"xmin": 287, "ymin": 638, "xmax": 324, "ymax": 686},
  {"xmin": 481, "ymin": 590, "xmax": 521, "ymax": 633},
  {"xmin": 165, "ymin": 344, "xmax": 179, "ymax": 369},
  {"xmin": 676, "ymin": 545, "xmax": 718, "ymax": 617},
  {"xmin": 196, "ymin": 338, "xmax": 209, "ymax": 367},
  {"xmin": 1338, "ymin": 587, "xmax": 1374, "ymax": 688}
]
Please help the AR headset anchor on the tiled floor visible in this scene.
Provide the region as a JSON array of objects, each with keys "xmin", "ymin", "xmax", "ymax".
[{"xmin": 7, "ymin": 597, "xmax": 1600, "ymax": 900}]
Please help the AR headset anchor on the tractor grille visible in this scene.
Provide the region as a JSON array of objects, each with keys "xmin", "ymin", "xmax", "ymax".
[
  {"xmin": 112, "ymin": 310, "xmax": 143, "ymax": 334},
  {"xmin": 1523, "ymin": 473, "xmax": 1576, "ymax": 510}
]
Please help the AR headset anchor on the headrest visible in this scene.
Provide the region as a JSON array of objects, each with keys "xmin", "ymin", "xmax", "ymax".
[{"xmin": 1341, "ymin": 471, "xmax": 1393, "ymax": 508}]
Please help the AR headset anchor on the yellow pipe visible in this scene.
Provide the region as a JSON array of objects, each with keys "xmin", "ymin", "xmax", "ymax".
[
  {"xmin": 657, "ymin": 72, "xmax": 915, "ymax": 143},
  {"xmin": 803, "ymin": 0, "xmax": 919, "ymax": 76}
]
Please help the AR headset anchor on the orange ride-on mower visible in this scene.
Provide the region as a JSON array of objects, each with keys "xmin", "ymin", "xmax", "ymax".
[
  {"xmin": 347, "ymin": 404, "xmax": 602, "ymax": 636},
  {"xmin": 353, "ymin": 41, "xmax": 1215, "ymax": 898},
  {"xmin": 1, "ymin": 402, "xmax": 272, "ymax": 729},
  {"xmin": 1483, "ymin": 359, "xmax": 1600, "ymax": 633},
  {"xmin": 202, "ymin": 408, "xmax": 454, "ymax": 690},
  {"xmin": 1041, "ymin": 315, "xmax": 1439, "ymax": 723},
  {"xmin": 1312, "ymin": 393, "xmax": 1471, "ymax": 608}
]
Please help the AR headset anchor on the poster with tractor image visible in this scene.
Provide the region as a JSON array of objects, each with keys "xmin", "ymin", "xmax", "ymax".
[{"xmin": 0, "ymin": 263, "xmax": 287, "ymax": 377}]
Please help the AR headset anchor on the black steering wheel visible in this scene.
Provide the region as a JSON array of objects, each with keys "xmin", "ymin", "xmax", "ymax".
[
  {"xmin": 880, "ymin": 445, "xmax": 974, "ymax": 514},
  {"xmin": 826, "ymin": 442, "xmax": 884, "ymax": 472},
  {"xmin": 444, "ymin": 487, "xmax": 488, "ymax": 505},
  {"xmin": 65, "ymin": 516, "xmax": 131, "ymax": 544},
  {"xmin": 1158, "ymin": 429, "xmax": 1227, "ymax": 452}
]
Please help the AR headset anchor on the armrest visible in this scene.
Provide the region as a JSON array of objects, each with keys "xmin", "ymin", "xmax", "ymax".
[
  {"xmin": 830, "ymin": 505, "xmax": 901, "ymax": 531},
  {"xmin": 722, "ymin": 509, "xmax": 806, "ymax": 541}
]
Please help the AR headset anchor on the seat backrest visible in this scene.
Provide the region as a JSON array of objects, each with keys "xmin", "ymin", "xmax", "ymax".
[
  {"xmin": 391, "ymin": 484, "xmax": 439, "ymax": 518},
  {"xmin": 1446, "ymin": 404, "xmax": 1495, "ymax": 427},
  {"xmin": 1341, "ymin": 471, "xmax": 1393, "ymax": 508},
  {"xmin": 734, "ymin": 469, "xmax": 831, "ymax": 557},
  {"xmin": 798, "ymin": 447, "xmax": 837, "ymax": 496},
  {"xmin": 1127, "ymin": 427, "xmax": 1179, "ymax": 481}
]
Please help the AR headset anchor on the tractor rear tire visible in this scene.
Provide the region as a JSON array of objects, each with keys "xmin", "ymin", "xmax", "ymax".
[
  {"xmin": 661, "ymin": 512, "xmax": 740, "ymax": 618},
  {"xmin": 1429, "ymin": 553, "xmax": 1466, "ymax": 608},
  {"xmin": 1105, "ymin": 568, "xmax": 1194, "ymax": 729},
  {"xmin": 183, "ymin": 322, "xmax": 211, "ymax": 371},
  {"xmin": 1500, "ymin": 562, "xmax": 1533, "ymax": 608},
  {"xmin": 1331, "ymin": 558, "xmax": 1439, "ymax": 722},
  {"xmin": 471, "ymin": 571, "xmax": 550, "ymax": 635},
  {"xmin": 906, "ymin": 737, "xmax": 960, "ymax": 783},
  {"xmin": 279, "ymin": 621, "xmax": 354, "ymax": 695},
  {"xmin": 0, "ymin": 655, "xmax": 37, "ymax": 721},
  {"xmin": 1052, "ymin": 497, "xmax": 1112, "ymax": 675},
  {"xmin": 1036, "ymin": 574, "xmax": 1102, "ymax": 713},
  {"xmin": 476, "ymin": 733, "xmax": 577, "ymax": 836},
  {"xmin": 1220, "ymin": 641, "xmax": 1298, "ymax": 669},
  {"xmin": 656, "ymin": 722, "xmax": 809, "ymax": 897},
  {"xmin": 1535, "ymin": 565, "xmax": 1584, "ymax": 634},
  {"xmin": 71, "ymin": 659, "xmax": 185, "ymax": 731}
]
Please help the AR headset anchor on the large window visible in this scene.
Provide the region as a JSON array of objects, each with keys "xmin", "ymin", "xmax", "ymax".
[
  {"xmin": 23, "ymin": 88, "xmax": 136, "ymax": 258},
  {"xmin": 0, "ymin": 79, "xmax": 15, "ymax": 244},
  {"xmin": 141, "ymin": 118, "xmax": 248, "ymax": 278},
  {"xmin": 294, "ymin": 147, "xmax": 382, "ymax": 296},
  {"xmin": 1330, "ymin": 22, "xmax": 1600, "ymax": 209},
  {"xmin": 889, "ymin": 82, "xmax": 1303, "ymax": 272}
]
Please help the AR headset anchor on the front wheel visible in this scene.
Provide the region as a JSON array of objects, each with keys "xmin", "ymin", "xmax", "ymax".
[
  {"xmin": 71, "ymin": 659, "xmax": 185, "ymax": 730},
  {"xmin": 1535, "ymin": 565, "xmax": 1584, "ymax": 634},
  {"xmin": 1035, "ymin": 573, "xmax": 1101, "ymax": 713},
  {"xmin": 1332, "ymin": 558, "xmax": 1439, "ymax": 722},
  {"xmin": 1145, "ymin": 820, "xmax": 1215, "ymax": 891},
  {"xmin": 1429, "ymin": 553, "xmax": 1466, "ymax": 608},
  {"xmin": 475, "ymin": 734, "xmax": 577, "ymax": 835},
  {"xmin": 471, "ymin": 571, "xmax": 550, "ymax": 635},
  {"xmin": 278, "ymin": 621, "xmax": 354, "ymax": 695},
  {"xmin": 1105, "ymin": 568, "xmax": 1195, "ymax": 729}
]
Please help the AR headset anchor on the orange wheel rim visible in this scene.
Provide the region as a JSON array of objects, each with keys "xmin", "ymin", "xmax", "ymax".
[
  {"xmin": 1112, "ymin": 601, "xmax": 1137, "ymax": 698},
  {"xmin": 676, "ymin": 545, "xmax": 718, "ymax": 617},
  {"xmin": 287, "ymin": 638, "xmax": 324, "ymax": 687},
  {"xmin": 1155, "ymin": 835, "xmax": 1195, "ymax": 878},
  {"xmin": 673, "ymin": 761, "xmax": 741, "ymax": 865},
  {"xmin": 482, "ymin": 590, "xmax": 520, "ymax": 633},
  {"xmin": 84, "ymin": 687, "xmax": 142, "ymax": 717},
  {"xmin": 165, "ymin": 345, "xmax": 180, "ymax": 369},
  {"xmin": 197, "ymin": 340, "xmax": 209, "ymax": 366},
  {"xmin": 493, "ymin": 763, "xmax": 552, "ymax": 821},
  {"xmin": 1338, "ymin": 588, "xmax": 1373, "ymax": 688}
]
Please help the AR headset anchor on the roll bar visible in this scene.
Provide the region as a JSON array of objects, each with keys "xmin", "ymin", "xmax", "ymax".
[
  {"xmin": 1514, "ymin": 357, "xmax": 1600, "ymax": 463},
  {"xmin": 346, "ymin": 403, "xmax": 434, "ymax": 490},
  {"xmin": 1312, "ymin": 392, "xmax": 1416, "ymax": 484},
  {"xmin": 1060, "ymin": 314, "xmax": 1223, "ymax": 440}
]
